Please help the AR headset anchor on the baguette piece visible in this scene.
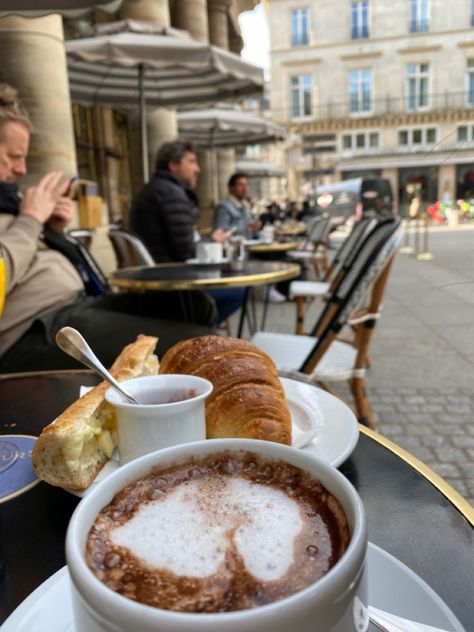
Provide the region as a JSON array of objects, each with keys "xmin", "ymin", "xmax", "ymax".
[
  {"xmin": 159, "ymin": 336, "xmax": 292, "ymax": 445},
  {"xmin": 32, "ymin": 334, "xmax": 159, "ymax": 490}
]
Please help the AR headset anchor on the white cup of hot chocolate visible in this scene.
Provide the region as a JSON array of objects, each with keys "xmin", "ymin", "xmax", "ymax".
[
  {"xmin": 196, "ymin": 241, "xmax": 223, "ymax": 262},
  {"xmin": 66, "ymin": 439, "xmax": 368, "ymax": 632},
  {"xmin": 105, "ymin": 374, "xmax": 213, "ymax": 465}
]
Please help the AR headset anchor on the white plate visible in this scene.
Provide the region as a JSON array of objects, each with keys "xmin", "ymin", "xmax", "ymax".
[
  {"xmin": 1, "ymin": 543, "xmax": 464, "ymax": 632},
  {"xmin": 280, "ymin": 377, "xmax": 359, "ymax": 468},
  {"xmin": 66, "ymin": 380, "xmax": 355, "ymax": 498},
  {"xmin": 185, "ymin": 257, "xmax": 229, "ymax": 265}
]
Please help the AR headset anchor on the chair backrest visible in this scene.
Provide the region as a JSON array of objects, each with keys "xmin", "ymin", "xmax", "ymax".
[
  {"xmin": 300, "ymin": 217, "xmax": 402, "ymax": 373},
  {"xmin": 307, "ymin": 214, "xmax": 331, "ymax": 244},
  {"xmin": 44, "ymin": 227, "xmax": 109, "ymax": 296},
  {"xmin": 323, "ymin": 216, "xmax": 378, "ymax": 283},
  {"xmin": 68, "ymin": 228, "xmax": 93, "ymax": 251},
  {"xmin": 108, "ymin": 229, "xmax": 155, "ymax": 268}
]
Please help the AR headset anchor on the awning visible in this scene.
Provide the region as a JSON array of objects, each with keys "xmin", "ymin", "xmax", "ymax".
[
  {"xmin": 177, "ymin": 107, "xmax": 286, "ymax": 148},
  {"xmin": 0, "ymin": 0, "xmax": 122, "ymax": 17},
  {"xmin": 236, "ymin": 159, "xmax": 285, "ymax": 178},
  {"xmin": 66, "ymin": 19, "xmax": 265, "ymax": 181}
]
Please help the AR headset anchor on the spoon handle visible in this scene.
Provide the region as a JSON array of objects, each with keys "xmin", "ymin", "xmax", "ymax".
[{"xmin": 55, "ymin": 327, "xmax": 140, "ymax": 405}]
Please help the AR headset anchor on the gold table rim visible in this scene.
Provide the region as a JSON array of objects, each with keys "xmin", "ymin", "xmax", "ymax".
[
  {"xmin": 108, "ymin": 262, "xmax": 301, "ymax": 291},
  {"xmin": 359, "ymin": 425, "xmax": 474, "ymax": 526}
]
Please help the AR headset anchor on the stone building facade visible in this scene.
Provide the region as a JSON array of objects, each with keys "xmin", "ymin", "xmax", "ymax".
[{"xmin": 265, "ymin": 0, "xmax": 474, "ymax": 213}]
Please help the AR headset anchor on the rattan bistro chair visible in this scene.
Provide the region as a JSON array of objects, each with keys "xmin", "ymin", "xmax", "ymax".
[
  {"xmin": 287, "ymin": 214, "xmax": 333, "ymax": 279},
  {"xmin": 251, "ymin": 217, "xmax": 402, "ymax": 430},
  {"xmin": 290, "ymin": 217, "xmax": 379, "ymax": 334}
]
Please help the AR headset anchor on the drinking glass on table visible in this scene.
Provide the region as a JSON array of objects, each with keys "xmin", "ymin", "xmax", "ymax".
[{"xmin": 0, "ymin": 244, "xmax": 6, "ymax": 317}]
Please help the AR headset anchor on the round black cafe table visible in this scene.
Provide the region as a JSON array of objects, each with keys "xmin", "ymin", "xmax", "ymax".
[{"xmin": 0, "ymin": 371, "xmax": 473, "ymax": 627}]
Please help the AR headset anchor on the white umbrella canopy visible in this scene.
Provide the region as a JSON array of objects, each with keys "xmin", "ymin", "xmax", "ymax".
[
  {"xmin": 66, "ymin": 20, "xmax": 265, "ymax": 180},
  {"xmin": 0, "ymin": 0, "xmax": 122, "ymax": 17},
  {"xmin": 177, "ymin": 108, "xmax": 286, "ymax": 148},
  {"xmin": 236, "ymin": 159, "xmax": 285, "ymax": 178}
]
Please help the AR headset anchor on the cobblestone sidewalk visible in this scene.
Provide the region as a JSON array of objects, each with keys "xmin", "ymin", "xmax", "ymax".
[{"xmin": 232, "ymin": 223, "xmax": 474, "ymax": 508}]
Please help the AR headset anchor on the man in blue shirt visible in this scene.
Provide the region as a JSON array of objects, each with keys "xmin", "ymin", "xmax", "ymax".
[{"xmin": 213, "ymin": 172, "xmax": 260, "ymax": 238}]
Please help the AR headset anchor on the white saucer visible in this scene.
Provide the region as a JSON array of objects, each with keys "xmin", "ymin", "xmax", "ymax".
[
  {"xmin": 185, "ymin": 257, "xmax": 229, "ymax": 265},
  {"xmin": 280, "ymin": 378, "xmax": 359, "ymax": 467},
  {"xmin": 1, "ymin": 543, "xmax": 464, "ymax": 632},
  {"xmin": 66, "ymin": 379, "xmax": 356, "ymax": 498}
]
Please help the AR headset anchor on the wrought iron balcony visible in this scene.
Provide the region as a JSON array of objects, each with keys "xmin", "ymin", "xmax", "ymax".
[
  {"xmin": 409, "ymin": 19, "xmax": 429, "ymax": 33},
  {"xmin": 287, "ymin": 90, "xmax": 473, "ymax": 123}
]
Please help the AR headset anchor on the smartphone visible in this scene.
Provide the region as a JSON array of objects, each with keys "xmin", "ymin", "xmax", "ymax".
[{"xmin": 65, "ymin": 175, "xmax": 79, "ymax": 198}]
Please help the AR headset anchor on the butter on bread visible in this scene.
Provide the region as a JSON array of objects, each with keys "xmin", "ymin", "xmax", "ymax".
[{"xmin": 32, "ymin": 334, "xmax": 159, "ymax": 490}]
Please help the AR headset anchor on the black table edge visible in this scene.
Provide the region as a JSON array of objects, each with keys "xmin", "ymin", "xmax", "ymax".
[{"xmin": 359, "ymin": 425, "xmax": 474, "ymax": 526}]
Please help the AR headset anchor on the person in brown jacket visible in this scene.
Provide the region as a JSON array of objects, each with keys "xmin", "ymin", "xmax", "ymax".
[{"xmin": 0, "ymin": 84, "xmax": 217, "ymax": 372}]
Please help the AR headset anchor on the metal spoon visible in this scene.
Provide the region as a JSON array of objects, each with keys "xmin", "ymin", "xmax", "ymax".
[{"xmin": 55, "ymin": 327, "xmax": 140, "ymax": 405}]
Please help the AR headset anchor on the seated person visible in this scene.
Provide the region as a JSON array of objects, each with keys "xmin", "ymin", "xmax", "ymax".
[
  {"xmin": 0, "ymin": 84, "xmax": 217, "ymax": 373},
  {"xmin": 130, "ymin": 140, "xmax": 244, "ymax": 324},
  {"xmin": 212, "ymin": 172, "xmax": 260, "ymax": 238}
]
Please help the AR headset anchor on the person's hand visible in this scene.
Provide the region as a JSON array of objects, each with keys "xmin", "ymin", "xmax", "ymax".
[
  {"xmin": 249, "ymin": 217, "xmax": 262, "ymax": 232},
  {"xmin": 211, "ymin": 228, "xmax": 232, "ymax": 244},
  {"xmin": 47, "ymin": 196, "xmax": 74, "ymax": 233},
  {"xmin": 19, "ymin": 171, "xmax": 68, "ymax": 225}
]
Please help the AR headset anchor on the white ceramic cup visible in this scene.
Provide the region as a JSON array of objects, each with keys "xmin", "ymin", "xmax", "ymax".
[
  {"xmin": 260, "ymin": 225, "xmax": 274, "ymax": 243},
  {"xmin": 104, "ymin": 375, "xmax": 213, "ymax": 465},
  {"xmin": 66, "ymin": 438, "xmax": 368, "ymax": 632},
  {"xmin": 196, "ymin": 241, "xmax": 223, "ymax": 262}
]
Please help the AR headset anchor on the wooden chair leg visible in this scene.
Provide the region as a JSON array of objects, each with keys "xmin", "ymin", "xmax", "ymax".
[
  {"xmin": 294, "ymin": 297, "xmax": 306, "ymax": 335},
  {"xmin": 350, "ymin": 377, "xmax": 377, "ymax": 431}
]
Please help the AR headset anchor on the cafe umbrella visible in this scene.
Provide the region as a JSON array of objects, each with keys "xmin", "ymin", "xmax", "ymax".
[
  {"xmin": 177, "ymin": 106, "xmax": 286, "ymax": 202},
  {"xmin": 0, "ymin": 0, "xmax": 122, "ymax": 17},
  {"xmin": 65, "ymin": 20, "xmax": 265, "ymax": 181}
]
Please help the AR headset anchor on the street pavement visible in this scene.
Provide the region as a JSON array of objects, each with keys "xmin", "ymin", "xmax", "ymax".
[{"xmin": 231, "ymin": 222, "xmax": 474, "ymax": 507}]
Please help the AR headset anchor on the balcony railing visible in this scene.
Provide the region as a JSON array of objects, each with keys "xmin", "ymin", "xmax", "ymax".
[
  {"xmin": 351, "ymin": 26, "xmax": 369, "ymax": 39},
  {"xmin": 287, "ymin": 90, "xmax": 473, "ymax": 123},
  {"xmin": 409, "ymin": 19, "xmax": 429, "ymax": 33}
]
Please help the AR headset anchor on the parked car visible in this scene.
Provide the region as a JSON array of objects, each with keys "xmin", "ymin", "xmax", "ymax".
[{"xmin": 311, "ymin": 177, "xmax": 395, "ymax": 224}]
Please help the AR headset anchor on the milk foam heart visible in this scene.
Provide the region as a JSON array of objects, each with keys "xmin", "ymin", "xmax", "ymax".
[{"xmin": 111, "ymin": 475, "xmax": 302, "ymax": 581}]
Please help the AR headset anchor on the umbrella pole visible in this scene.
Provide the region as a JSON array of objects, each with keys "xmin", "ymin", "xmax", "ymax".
[
  {"xmin": 139, "ymin": 64, "xmax": 149, "ymax": 183},
  {"xmin": 211, "ymin": 128, "xmax": 218, "ymax": 206}
]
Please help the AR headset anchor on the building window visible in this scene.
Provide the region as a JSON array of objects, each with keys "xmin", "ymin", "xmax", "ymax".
[
  {"xmin": 457, "ymin": 125, "xmax": 474, "ymax": 144},
  {"xmin": 406, "ymin": 63, "xmax": 429, "ymax": 111},
  {"xmin": 291, "ymin": 8, "xmax": 309, "ymax": 46},
  {"xmin": 245, "ymin": 144, "xmax": 261, "ymax": 158},
  {"xmin": 409, "ymin": 0, "xmax": 429, "ymax": 33},
  {"xmin": 349, "ymin": 68, "xmax": 372, "ymax": 113},
  {"xmin": 290, "ymin": 74, "xmax": 312, "ymax": 118},
  {"xmin": 467, "ymin": 59, "xmax": 474, "ymax": 106},
  {"xmin": 352, "ymin": 1, "xmax": 369, "ymax": 39},
  {"xmin": 397, "ymin": 127, "xmax": 437, "ymax": 148},
  {"xmin": 341, "ymin": 131, "xmax": 379, "ymax": 153}
]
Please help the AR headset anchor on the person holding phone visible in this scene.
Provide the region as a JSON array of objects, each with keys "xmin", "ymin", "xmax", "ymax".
[{"xmin": 0, "ymin": 84, "xmax": 217, "ymax": 373}]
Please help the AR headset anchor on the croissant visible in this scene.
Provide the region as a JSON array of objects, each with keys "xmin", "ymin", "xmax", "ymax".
[{"xmin": 159, "ymin": 335, "xmax": 292, "ymax": 445}]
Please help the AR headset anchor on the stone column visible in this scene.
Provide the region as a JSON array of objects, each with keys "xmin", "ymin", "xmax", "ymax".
[
  {"xmin": 207, "ymin": 0, "xmax": 235, "ymax": 212},
  {"xmin": 438, "ymin": 164, "xmax": 456, "ymax": 204},
  {"xmin": 119, "ymin": 0, "xmax": 176, "ymax": 194},
  {"xmin": 171, "ymin": 0, "xmax": 214, "ymax": 226},
  {"xmin": 118, "ymin": 0, "xmax": 170, "ymax": 24},
  {"xmin": 0, "ymin": 15, "xmax": 76, "ymax": 187},
  {"xmin": 172, "ymin": 0, "xmax": 209, "ymax": 43},
  {"xmin": 207, "ymin": 0, "xmax": 231, "ymax": 49},
  {"xmin": 381, "ymin": 167, "xmax": 399, "ymax": 212}
]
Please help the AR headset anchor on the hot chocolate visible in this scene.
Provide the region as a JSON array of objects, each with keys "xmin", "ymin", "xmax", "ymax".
[{"xmin": 86, "ymin": 451, "xmax": 350, "ymax": 613}]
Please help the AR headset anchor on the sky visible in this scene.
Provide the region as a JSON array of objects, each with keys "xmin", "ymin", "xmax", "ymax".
[{"xmin": 238, "ymin": 4, "xmax": 270, "ymax": 75}]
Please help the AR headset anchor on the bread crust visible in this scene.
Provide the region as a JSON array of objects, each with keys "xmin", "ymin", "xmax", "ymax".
[
  {"xmin": 159, "ymin": 336, "xmax": 292, "ymax": 445},
  {"xmin": 32, "ymin": 334, "xmax": 159, "ymax": 490}
]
